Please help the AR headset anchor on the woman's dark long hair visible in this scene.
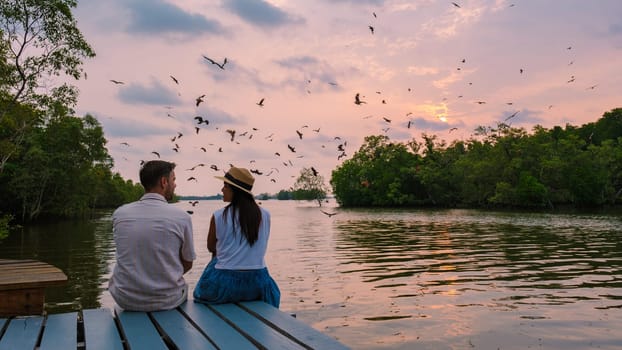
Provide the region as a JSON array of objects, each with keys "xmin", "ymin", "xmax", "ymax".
[{"xmin": 223, "ymin": 186, "xmax": 262, "ymax": 246}]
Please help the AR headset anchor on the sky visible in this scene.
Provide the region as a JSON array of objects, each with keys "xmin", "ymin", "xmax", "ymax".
[{"xmin": 69, "ymin": 0, "xmax": 622, "ymax": 196}]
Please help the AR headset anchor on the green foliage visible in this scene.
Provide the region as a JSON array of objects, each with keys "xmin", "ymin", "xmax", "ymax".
[
  {"xmin": 0, "ymin": 213, "xmax": 11, "ymax": 239},
  {"xmin": 292, "ymin": 167, "xmax": 328, "ymax": 205},
  {"xmin": 331, "ymin": 108, "xmax": 622, "ymax": 209},
  {"xmin": 0, "ymin": 106, "xmax": 142, "ymax": 222},
  {"xmin": 331, "ymin": 135, "xmax": 424, "ymax": 206},
  {"xmin": 0, "ymin": 0, "xmax": 95, "ymax": 173},
  {"xmin": 276, "ymin": 190, "xmax": 292, "ymax": 200}
]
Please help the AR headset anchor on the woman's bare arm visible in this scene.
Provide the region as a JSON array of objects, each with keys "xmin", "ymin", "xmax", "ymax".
[{"xmin": 207, "ymin": 215, "xmax": 217, "ymax": 254}]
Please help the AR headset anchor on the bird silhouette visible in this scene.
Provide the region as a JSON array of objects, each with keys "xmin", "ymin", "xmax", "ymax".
[
  {"xmin": 382, "ymin": 117, "xmax": 391, "ymax": 123},
  {"xmin": 210, "ymin": 164, "xmax": 220, "ymax": 171},
  {"xmin": 296, "ymin": 130, "xmax": 303, "ymax": 139},
  {"xmin": 194, "ymin": 116, "xmax": 209, "ymax": 125},
  {"xmin": 320, "ymin": 209, "xmax": 338, "ymax": 217},
  {"xmin": 187, "ymin": 176, "xmax": 197, "ymax": 182},
  {"xmin": 189, "ymin": 200, "xmax": 199, "ymax": 206},
  {"xmin": 368, "ymin": 25, "xmax": 374, "ymax": 34},
  {"xmin": 195, "ymin": 94, "xmax": 205, "ymax": 107},
  {"xmin": 311, "ymin": 167, "xmax": 318, "ymax": 176},
  {"xmin": 202, "ymin": 55, "xmax": 227, "ymax": 70},
  {"xmin": 120, "ymin": 142, "xmax": 130, "ymax": 146},
  {"xmin": 354, "ymin": 93, "xmax": 366, "ymax": 105},
  {"xmin": 287, "ymin": 144, "xmax": 296, "ymax": 153},
  {"xmin": 170, "ymin": 75, "xmax": 179, "ymax": 84},
  {"xmin": 110, "ymin": 79, "xmax": 124, "ymax": 85},
  {"xmin": 226, "ymin": 129, "xmax": 236, "ymax": 142},
  {"xmin": 151, "ymin": 151, "xmax": 160, "ymax": 158},
  {"xmin": 452, "ymin": 2, "xmax": 461, "ymax": 8},
  {"xmin": 256, "ymin": 98, "xmax": 265, "ymax": 107}
]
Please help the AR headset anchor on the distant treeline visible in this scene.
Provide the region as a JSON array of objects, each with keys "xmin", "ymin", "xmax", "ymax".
[{"xmin": 331, "ymin": 108, "xmax": 622, "ymax": 209}]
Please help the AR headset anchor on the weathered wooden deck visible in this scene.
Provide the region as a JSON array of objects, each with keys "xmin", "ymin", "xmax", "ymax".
[{"xmin": 0, "ymin": 300, "xmax": 350, "ymax": 350}]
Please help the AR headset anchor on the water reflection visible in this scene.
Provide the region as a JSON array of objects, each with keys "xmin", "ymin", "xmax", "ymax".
[
  {"xmin": 0, "ymin": 204, "xmax": 621, "ymax": 349},
  {"xmin": 0, "ymin": 213, "xmax": 114, "ymax": 312},
  {"xmin": 333, "ymin": 213, "xmax": 622, "ymax": 307}
]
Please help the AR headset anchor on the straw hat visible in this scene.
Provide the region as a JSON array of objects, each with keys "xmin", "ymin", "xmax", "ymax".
[{"xmin": 215, "ymin": 166, "xmax": 255, "ymax": 194}]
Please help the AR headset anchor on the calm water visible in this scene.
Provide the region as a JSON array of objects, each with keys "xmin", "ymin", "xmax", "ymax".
[{"xmin": 1, "ymin": 200, "xmax": 621, "ymax": 349}]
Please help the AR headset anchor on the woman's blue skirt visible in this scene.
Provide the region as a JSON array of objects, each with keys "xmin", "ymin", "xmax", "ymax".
[{"xmin": 193, "ymin": 258, "xmax": 281, "ymax": 308}]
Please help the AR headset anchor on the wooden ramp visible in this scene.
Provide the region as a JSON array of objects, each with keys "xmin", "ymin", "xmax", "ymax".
[{"xmin": 0, "ymin": 301, "xmax": 349, "ymax": 350}]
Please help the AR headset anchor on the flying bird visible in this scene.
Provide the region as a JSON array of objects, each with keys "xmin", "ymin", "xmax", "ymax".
[
  {"xmin": 354, "ymin": 93, "xmax": 366, "ymax": 105},
  {"xmin": 120, "ymin": 142, "xmax": 130, "ymax": 146},
  {"xmin": 226, "ymin": 129, "xmax": 236, "ymax": 142},
  {"xmin": 202, "ymin": 55, "xmax": 227, "ymax": 70},
  {"xmin": 368, "ymin": 25, "xmax": 374, "ymax": 34},
  {"xmin": 110, "ymin": 79, "xmax": 124, "ymax": 85},
  {"xmin": 195, "ymin": 94, "xmax": 205, "ymax": 107},
  {"xmin": 256, "ymin": 98, "xmax": 265, "ymax": 107},
  {"xmin": 311, "ymin": 167, "xmax": 318, "ymax": 176},
  {"xmin": 189, "ymin": 200, "xmax": 199, "ymax": 206},
  {"xmin": 382, "ymin": 117, "xmax": 391, "ymax": 123},
  {"xmin": 151, "ymin": 151, "xmax": 160, "ymax": 158},
  {"xmin": 187, "ymin": 177, "xmax": 197, "ymax": 182},
  {"xmin": 194, "ymin": 116, "xmax": 209, "ymax": 125},
  {"xmin": 287, "ymin": 144, "xmax": 296, "ymax": 153},
  {"xmin": 320, "ymin": 209, "xmax": 338, "ymax": 218},
  {"xmin": 452, "ymin": 2, "xmax": 461, "ymax": 8},
  {"xmin": 296, "ymin": 130, "xmax": 303, "ymax": 139},
  {"xmin": 170, "ymin": 75, "xmax": 179, "ymax": 84}
]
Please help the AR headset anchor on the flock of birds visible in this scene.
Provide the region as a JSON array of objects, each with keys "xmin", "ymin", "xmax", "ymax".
[{"xmin": 107, "ymin": 2, "xmax": 599, "ymax": 218}]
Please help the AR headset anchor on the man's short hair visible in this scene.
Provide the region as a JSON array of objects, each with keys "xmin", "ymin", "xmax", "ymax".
[{"xmin": 140, "ymin": 160, "xmax": 176, "ymax": 190}]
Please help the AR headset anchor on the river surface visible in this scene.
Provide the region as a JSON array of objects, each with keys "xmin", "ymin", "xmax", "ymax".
[{"xmin": 1, "ymin": 200, "xmax": 621, "ymax": 349}]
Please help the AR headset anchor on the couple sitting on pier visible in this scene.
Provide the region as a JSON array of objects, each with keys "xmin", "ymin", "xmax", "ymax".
[{"xmin": 107, "ymin": 160, "xmax": 280, "ymax": 312}]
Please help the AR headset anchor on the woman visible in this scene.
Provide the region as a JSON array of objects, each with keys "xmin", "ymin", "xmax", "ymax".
[{"xmin": 193, "ymin": 166, "xmax": 280, "ymax": 307}]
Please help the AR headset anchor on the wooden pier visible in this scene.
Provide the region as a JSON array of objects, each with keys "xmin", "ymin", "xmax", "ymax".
[
  {"xmin": 0, "ymin": 259, "xmax": 349, "ymax": 349},
  {"xmin": 0, "ymin": 299, "xmax": 350, "ymax": 349}
]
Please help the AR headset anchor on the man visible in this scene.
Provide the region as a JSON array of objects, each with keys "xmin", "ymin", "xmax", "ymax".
[{"xmin": 108, "ymin": 160, "xmax": 195, "ymax": 311}]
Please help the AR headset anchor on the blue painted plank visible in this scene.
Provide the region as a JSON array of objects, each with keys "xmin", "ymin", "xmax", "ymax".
[
  {"xmin": 179, "ymin": 302, "xmax": 257, "ymax": 349},
  {"xmin": 82, "ymin": 309, "xmax": 123, "ymax": 350},
  {"xmin": 39, "ymin": 312, "xmax": 77, "ymax": 350},
  {"xmin": 210, "ymin": 303, "xmax": 305, "ymax": 350},
  {"xmin": 151, "ymin": 308, "xmax": 217, "ymax": 350},
  {"xmin": 0, "ymin": 316, "xmax": 43, "ymax": 350},
  {"xmin": 114, "ymin": 308, "xmax": 168, "ymax": 350},
  {"xmin": 240, "ymin": 301, "xmax": 351, "ymax": 350}
]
